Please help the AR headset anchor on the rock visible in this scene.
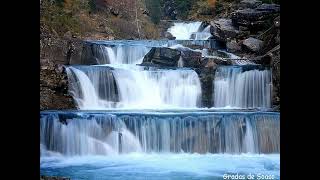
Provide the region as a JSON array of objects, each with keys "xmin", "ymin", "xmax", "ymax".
[
  {"xmin": 242, "ymin": 37, "xmax": 263, "ymax": 52},
  {"xmin": 164, "ymin": 32, "xmax": 176, "ymax": 40},
  {"xmin": 40, "ymin": 61, "xmax": 75, "ymax": 110},
  {"xmin": 226, "ymin": 40, "xmax": 242, "ymax": 53},
  {"xmin": 200, "ymin": 58, "xmax": 218, "ymax": 68},
  {"xmin": 141, "ymin": 47, "xmax": 181, "ymax": 67},
  {"xmin": 180, "ymin": 50, "xmax": 202, "ymax": 68},
  {"xmin": 256, "ymin": 3, "xmax": 280, "ymax": 13},
  {"xmin": 202, "ymin": 57, "xmax": 232, "ymax": 66},
  {"xmin": 211, "ymin": 19, "xmax": 248, "ymax": 43},
  {"xmin": 231, "ymin": 6, "xmax": 279, "ymax": 31},
  {"xmin": 239, "ymin": 0, "xmax": 262, "ymax": 9},
  {"xmin": 40, "ymin": 34, "xmax": 83, "ymax": 65},
  {"xmin": 269, "ymin": 45, "xmax": 280, "ymax": 107}
]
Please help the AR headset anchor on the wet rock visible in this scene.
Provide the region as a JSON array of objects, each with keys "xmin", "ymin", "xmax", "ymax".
[
  {"xmin": 202, "ymin": 57, "xmax": 232, "ymax": 66},
  {"xmin": 242, "ymin": 37, "xmax": 263, "ymax": 52},
  {"xmin": 141, "ymin": 47, "xmax": 181, "ymax": 67},
  {"xmin": 200, "ymin": 58, "xmax": 218, "ymax": 68},
  {"xmin": 226, "ymin": 39, "xmax": 242, "ymax": 53},
  {"xmin": 180, "ymin": 50, "xmax": 202, "ymax": 68}
]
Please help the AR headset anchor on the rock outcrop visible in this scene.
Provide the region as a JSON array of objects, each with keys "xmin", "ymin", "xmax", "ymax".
[
  {"xmin": 231, "ymin": 3, "xmax": 280, "ymax": 32},
  {"xmin": 141, "ymin": 47, "xmax": 181, "ymax": 67},
  {"xmin": 40, "ymin": 60, "xmax": 75, "ymax": 110},
  {"xmin": 242, "ymin": 37, "xmax": 264, "ymax": 52},
  {"xmin": 210, "ymin": 18, "xmax": 248, "ymax": 43},
  {"xmin": 40, "ymin": 28, "xmax": 78, "ymax": 110}
]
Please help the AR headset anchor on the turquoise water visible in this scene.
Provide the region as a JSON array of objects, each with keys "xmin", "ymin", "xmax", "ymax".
[{"xmin": 40, "ymin": 153, "xmax": 280, "ymax": 180}]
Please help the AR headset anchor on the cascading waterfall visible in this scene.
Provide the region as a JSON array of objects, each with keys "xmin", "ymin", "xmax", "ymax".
[
  {"xmin": 66, "ymin": 65, "xmax": 202, "ymax": 109},
  {"xmin": 213, "ymin": 66, "xmax": 272, "ymax": 108},
  {"xmin": 167, "ymin": 21, "xmax": 212, "ymax": 40},
  {"xmin": 40, "ymin": 111, "xmax": 279, "ymax": 155},
  {"xmin": 104, "ymin": 45, "xmax": 151, "ymax": 64},
  {"xmin": 41, "ymin": 20, "xmax": 279, "ymax": 180},
  {"xmin": 82, "ymin": 44, "xmax": 151, "ymax": 65}
]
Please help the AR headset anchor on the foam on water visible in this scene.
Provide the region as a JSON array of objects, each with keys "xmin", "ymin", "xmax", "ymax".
[{"xmin": 167, "ymin": 22, "xmax": 212, "ymax": 40}]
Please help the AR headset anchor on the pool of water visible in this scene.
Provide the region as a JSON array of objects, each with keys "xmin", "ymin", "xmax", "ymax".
[{"xmin": 40, "ymin": 153, "xmax": 280, "ymax": 180}]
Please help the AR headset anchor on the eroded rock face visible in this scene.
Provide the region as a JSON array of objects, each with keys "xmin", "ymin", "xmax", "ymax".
[{"xmin": 40, "ymin": 61, "xmax": 75, "ymax": 110}]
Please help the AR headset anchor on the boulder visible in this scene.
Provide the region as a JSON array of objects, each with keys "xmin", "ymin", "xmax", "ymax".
[
  {"xmin": 242, "ymin": 37, "xmax": 263, "ymax": 52},
  {"xmin": 141, "ymin": 47, "xmax": 181, "ymax": 67},
  {"xmin": 211, "ymin": 19, "xmax": 248, "ymax": 43},
  {"xmin": 226, "ymin": 39, "xmax": 242, "ymax": 53}
]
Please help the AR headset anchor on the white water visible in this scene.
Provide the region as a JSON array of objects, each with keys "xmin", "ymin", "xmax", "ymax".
[
  {"xmin": 103, "ymin": 45, "xmax": 151, "ymax": 64},
  {"xmin": 66, "ymin": 66, "xmax": 202, "ymax": 110},
  {"xmin": 213, "ymin": 66, "xmax": 272, "ymax": 108},
  {"xmin": 65, "ymin": 67, "xmax": 115, "ymax": 109},
  {"xmin": 167, "ymin": 21, "xmax": 212, "ymax": 40},
  {"xmin": 40, "ymin": 112, "xmax": 279, "ymax": 155}
]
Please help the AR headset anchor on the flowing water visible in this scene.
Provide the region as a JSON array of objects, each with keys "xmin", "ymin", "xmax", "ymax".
[
  {"xmin": 41, "ymin": 22, "xmax": 279, "ymax": 179},
  {"xmin": 213, "ymin": 66, "xmax": 272, "ymax": 109},
  {"xmin": 167, "ymin": 21, "xmax": 212, "ymax": 40}
]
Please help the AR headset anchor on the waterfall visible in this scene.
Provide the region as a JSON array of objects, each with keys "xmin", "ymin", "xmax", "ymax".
[
  {"xmin": 81, "ymin": 44, "xmax": 151, "ymax": 65},
  {"xmin": 66, "ymin": 66, "xmax": 202, "ymax": 109},
  {"xmin": 167, "ymin": 22, "xmax": 212, "ymax": 40},
  {"xmin": 104, "ymin": 45, "xmax": 151, "ymax": 64},
  {"xmin": 213, "ymin": 66, "xmax": 272, "ymax": 109},
  {"xmin": 40, "ymin": 111, "xmax": 280, "ymax": 156},
  {"xmin": 66, "ymin": 66, "xmax": 118, "ymax": 109}
]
